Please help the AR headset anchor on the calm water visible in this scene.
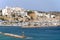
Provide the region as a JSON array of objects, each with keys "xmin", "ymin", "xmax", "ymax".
[{"xmin": 0, "ymin": 26, "xmax": 60, "ymax": 40}]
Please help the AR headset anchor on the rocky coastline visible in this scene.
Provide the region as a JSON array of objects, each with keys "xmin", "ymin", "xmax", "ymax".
[
  {"xmin": 0, "ymin": 7, "xmax": 60, "ymax": 28},
  {"xmin": 0, "ymin": 21, "xmax": 60, "ymax": 28}
]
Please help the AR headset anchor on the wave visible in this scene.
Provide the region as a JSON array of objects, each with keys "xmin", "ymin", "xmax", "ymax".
[{"xmin": 25, "ymin": 37, "xmax": 33, "ymax": 39}]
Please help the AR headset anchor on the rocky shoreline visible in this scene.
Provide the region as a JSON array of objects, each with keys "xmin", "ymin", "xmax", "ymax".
[{"xmin": 0, "ymin": 21, "xmax": 60, "ymax": 28}]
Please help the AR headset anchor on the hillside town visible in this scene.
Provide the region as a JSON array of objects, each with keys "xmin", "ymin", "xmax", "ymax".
[{"xmin": 0, "ymin": 6, "xmax": 60, "ymax": 28}]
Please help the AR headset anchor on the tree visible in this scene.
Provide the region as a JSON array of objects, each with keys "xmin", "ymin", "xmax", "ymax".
[
  {"xmin": 27, "ymin": 10, "xmax": 34, "ymax": 15},
  {"xmin": 12, "ymin": 14, "xmax": 15, "ymax": 17}
]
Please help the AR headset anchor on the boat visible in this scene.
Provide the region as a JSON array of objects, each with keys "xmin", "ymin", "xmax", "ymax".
[{"xmin": 0, "ymin": 32, "xmax": 26, "ymax": 39}]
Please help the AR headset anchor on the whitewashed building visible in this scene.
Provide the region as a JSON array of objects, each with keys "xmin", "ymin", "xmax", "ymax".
[
  {"xmin": 2, "ymin": 6, "xmax": 28, "ymax": 17},
  {"xmin": 34, "ymin": 11, "xmax": 55, "ymax": 18},
  {"xmin": 34, "ymin": 11, "xmax": 47, "ymax": 17},
  {"xmin": 2, "ymin": 6, "xmax": 13, "ymax": 16}
]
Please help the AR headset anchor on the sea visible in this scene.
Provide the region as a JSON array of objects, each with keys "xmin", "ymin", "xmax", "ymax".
[{"xmin": 0, "ymin": 26, "xmax": 60, "ymax": 40}]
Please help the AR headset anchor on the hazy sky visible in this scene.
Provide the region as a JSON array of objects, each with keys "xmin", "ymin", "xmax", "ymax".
[{"xmin": 0, "ymin": 0, "xmax": 60, "ymax": 11}]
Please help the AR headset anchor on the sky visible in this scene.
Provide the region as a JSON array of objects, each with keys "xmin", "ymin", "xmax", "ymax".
[{"xmin": 0, "ymin": 0, "xmax": 60, "ymax": 11}]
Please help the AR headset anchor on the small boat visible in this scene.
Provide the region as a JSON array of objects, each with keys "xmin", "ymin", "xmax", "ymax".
[
  {"xmin": 0, "ymin": 32, "xmax": 26, "ymax": 39},
  {"xmin": 0, "ymin": 32, "xmax": 32, "ymax": 39}
]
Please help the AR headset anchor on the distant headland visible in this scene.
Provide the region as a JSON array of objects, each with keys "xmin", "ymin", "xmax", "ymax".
[{"xmin": 0, "ymin": 6, "xmax": 60, "ymax": 28}]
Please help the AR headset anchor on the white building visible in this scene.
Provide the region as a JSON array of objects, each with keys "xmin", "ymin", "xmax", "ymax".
[
  {"xmin": 34, "ymin": 11, "xmax": 46, "ymax": 17},
  {"xmin": 2, "ymin": 9, "xmax": 8, "ymax": 16},
  {"xmin": 51, "ymin": 15, "xmax": 55, "ymax": 18},
  {"xmin": 2, "ymin": 6, "xmax": 28, "ymax": 17},
  {"xmin": 34, "ymin": 11, "xmax": 56, "ymax": 18},
  {"xmin": 45, "ymin": 14, "xmax": 51, "ymax": 18},
  {"xmin": 2, "ymin": 6, "xmax": 13, "ymax": 16}
]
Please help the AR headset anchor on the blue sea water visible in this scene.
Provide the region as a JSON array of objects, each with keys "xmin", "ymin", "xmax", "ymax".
[{"xmin": 0, "ymin": 26, "xmax": 60, "ymax": 40}]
